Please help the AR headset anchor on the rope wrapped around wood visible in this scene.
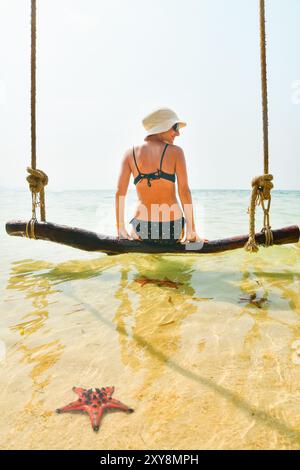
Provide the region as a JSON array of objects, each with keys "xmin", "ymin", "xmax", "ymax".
[{"xmin": 244, "ymin": 174, "xmax": 273, "ymax": 252}]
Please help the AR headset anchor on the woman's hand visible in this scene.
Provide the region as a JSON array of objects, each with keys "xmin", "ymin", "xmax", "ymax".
[
  {"xmin": 117, "ymin": 227, "xmax": 132, "ymax": 240},
  {"xmin": 180, "ymin": 229, "xmax": 208, "ymax": 244},
  {"xmin": 129, "ymin": 225, "xmax": 142, "ymax": 241}
]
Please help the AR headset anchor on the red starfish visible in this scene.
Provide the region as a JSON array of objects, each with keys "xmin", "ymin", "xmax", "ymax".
[{"xmin": 56, "ymin": 386, "xmax": 134, "ymax": 432}]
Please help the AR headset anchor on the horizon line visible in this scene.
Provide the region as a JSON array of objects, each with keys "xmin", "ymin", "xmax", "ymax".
[{"xmin": 1, "ymin": 187, "xmax": 300, "ymax": 192}]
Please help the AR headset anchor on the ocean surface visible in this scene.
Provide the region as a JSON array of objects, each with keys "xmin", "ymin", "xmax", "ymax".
[{"xmin": 0, "ymin": 188, "xmax": 299, "ymax": 450}]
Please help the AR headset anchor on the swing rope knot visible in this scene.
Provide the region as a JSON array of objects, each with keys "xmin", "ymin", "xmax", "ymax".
[
  {"xmin": 251, "ymin": 174, "xmax": 273, "ymax": 200},
  {"xmin": 26, "ymin": 167, "xmax": 48, "ymax": 226},
  {"xmin": 26, "ymin": 167, "xmax": 48, "ymax": 194}
]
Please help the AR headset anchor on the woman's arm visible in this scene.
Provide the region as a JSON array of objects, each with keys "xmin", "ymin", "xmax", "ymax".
[
  {"xmin": 175, "ymin": 147, "xmax": 202, "ymax": 242},
  {"xmin": 115, "ymin": 151, "xmax": 131, "ymax": 239}
]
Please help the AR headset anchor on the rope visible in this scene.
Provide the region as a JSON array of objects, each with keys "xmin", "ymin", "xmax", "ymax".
[
  {"xmin": 31, "ymin": 0, "xmax": 36, "ymax": 171},
  {"xmin": 245, "ymin": 0, "xmax": 273, "ymax": 253},
  {"xmin": 26, "ymin": 0, "xmax": 48, "ymax": 236},
  {"xmin": 244, "ymin": 174, "xmax": 273, "ymax": 252},
  {"xmin": 26, "ymin": 167, "xmax": 48, "ymax": 220},
  {"xmin": 259, "ymin": 0, "xmax": 269, "ymax": 175}
]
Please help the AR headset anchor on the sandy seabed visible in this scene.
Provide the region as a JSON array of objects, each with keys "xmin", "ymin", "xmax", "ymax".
[{"xmin": 0, "ymin": 245, "xmax": 300, "ymax": 450}]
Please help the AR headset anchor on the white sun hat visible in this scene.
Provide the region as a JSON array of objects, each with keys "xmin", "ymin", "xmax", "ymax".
[{"xmin": 142, "ymin": 107, "xmax": 186, "ymax": 138}]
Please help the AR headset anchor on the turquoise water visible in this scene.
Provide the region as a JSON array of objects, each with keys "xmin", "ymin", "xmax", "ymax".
[{"xmin": 0, "ymin": 188, "xmax": 299, "ymax": 449}]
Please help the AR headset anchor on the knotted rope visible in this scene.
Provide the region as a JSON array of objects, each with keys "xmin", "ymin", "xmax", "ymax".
[
  {"xmin": 244, "ymin": 174, "xmax": 273, "ymax": 252},
  {"xmin": 245, "ymin": 0, "xmax": 273, "ymax": 252},
  {"xmin": 26, "ymin": 167, "xmax": 48, "ymax": 221},
  {"xmin": 26, "ymin": 0, "xmax": 48, "ymax": 238}
]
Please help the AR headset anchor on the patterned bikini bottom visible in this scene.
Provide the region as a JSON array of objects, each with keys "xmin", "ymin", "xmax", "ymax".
[{"xmin": 129, "ymin": 217, "xmax": 185, "ymax": 244}]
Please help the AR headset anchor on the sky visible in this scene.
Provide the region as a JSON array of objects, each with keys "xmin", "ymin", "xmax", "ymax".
[{"xmin": 0, "ymin": 0, "xmax": 299, "ymax": 190}]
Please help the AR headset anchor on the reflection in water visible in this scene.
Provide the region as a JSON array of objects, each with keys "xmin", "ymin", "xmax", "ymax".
[
  {"xmin": 114, "ymin": 258, "xmax": 197, "ymax": 395},
  {"xmin": 7, "ymin": 260, "xmax": 57, "ymax": 337},
  {"xmin": 16, "ymin": 341, "xmax": 65, "ymax": 428},
  {"xmin": 6, "ymin": 260, "xmax": 65, "ymax": 432},
  {"xmin": 238, "ymin": 261, "xmax": 300, "ymax": 349}
]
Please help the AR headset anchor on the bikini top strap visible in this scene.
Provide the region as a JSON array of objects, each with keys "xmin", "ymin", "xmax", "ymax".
[
  {"xmin": 159, "ymin": 143, "xmax": 169, "ymax": 172},
  {"xmin": 133, "ymin": 146, "xmax": 141, "ymax": 175}
]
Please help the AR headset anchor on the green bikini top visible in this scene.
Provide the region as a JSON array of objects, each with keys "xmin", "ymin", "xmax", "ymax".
[{"xmin": 133, "ymin": 143, "xmax": 176, "ymax": 187}]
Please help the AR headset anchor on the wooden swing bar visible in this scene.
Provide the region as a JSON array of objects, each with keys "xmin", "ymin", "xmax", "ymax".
[{"xmin": 6, "ymin": 221, "xmax": 299, "ymax": 255}]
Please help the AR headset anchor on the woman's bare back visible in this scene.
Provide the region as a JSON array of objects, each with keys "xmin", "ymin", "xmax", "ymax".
[{"xmin": 129, "ymin": 141, "xmax": 183, "ymax": 222}]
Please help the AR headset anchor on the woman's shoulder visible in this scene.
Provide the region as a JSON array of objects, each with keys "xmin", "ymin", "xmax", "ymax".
[
  {"xmin": 167, "ymin": 144, "xmax": 185, "ymax": 162},
  {"xmin": 168, "ymin": 143, "xmax": 184, "ymax": 153},
  {"xmin": 124, "ymin": 143, "xmax": 184, "ymax": 161},
  {"xmin": 132, "ymin": 142, "xmax": 184, "ymax": 152}
]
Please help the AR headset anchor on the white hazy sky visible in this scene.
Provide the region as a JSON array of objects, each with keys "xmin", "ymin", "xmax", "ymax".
[{"xmin": 1, "ymin": 0, "xmax": 299, "ymax": 190}]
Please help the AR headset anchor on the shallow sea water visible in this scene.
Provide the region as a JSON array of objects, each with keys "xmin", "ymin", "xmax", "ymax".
[{"xmin": 0, "ymin": 189, "xmax": 299, "ymax": 450}]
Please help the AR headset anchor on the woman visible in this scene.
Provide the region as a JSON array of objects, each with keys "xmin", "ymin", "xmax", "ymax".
[{"xmin": 115, "ymin": 107, "xmax": 204, "ymax": 244}]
